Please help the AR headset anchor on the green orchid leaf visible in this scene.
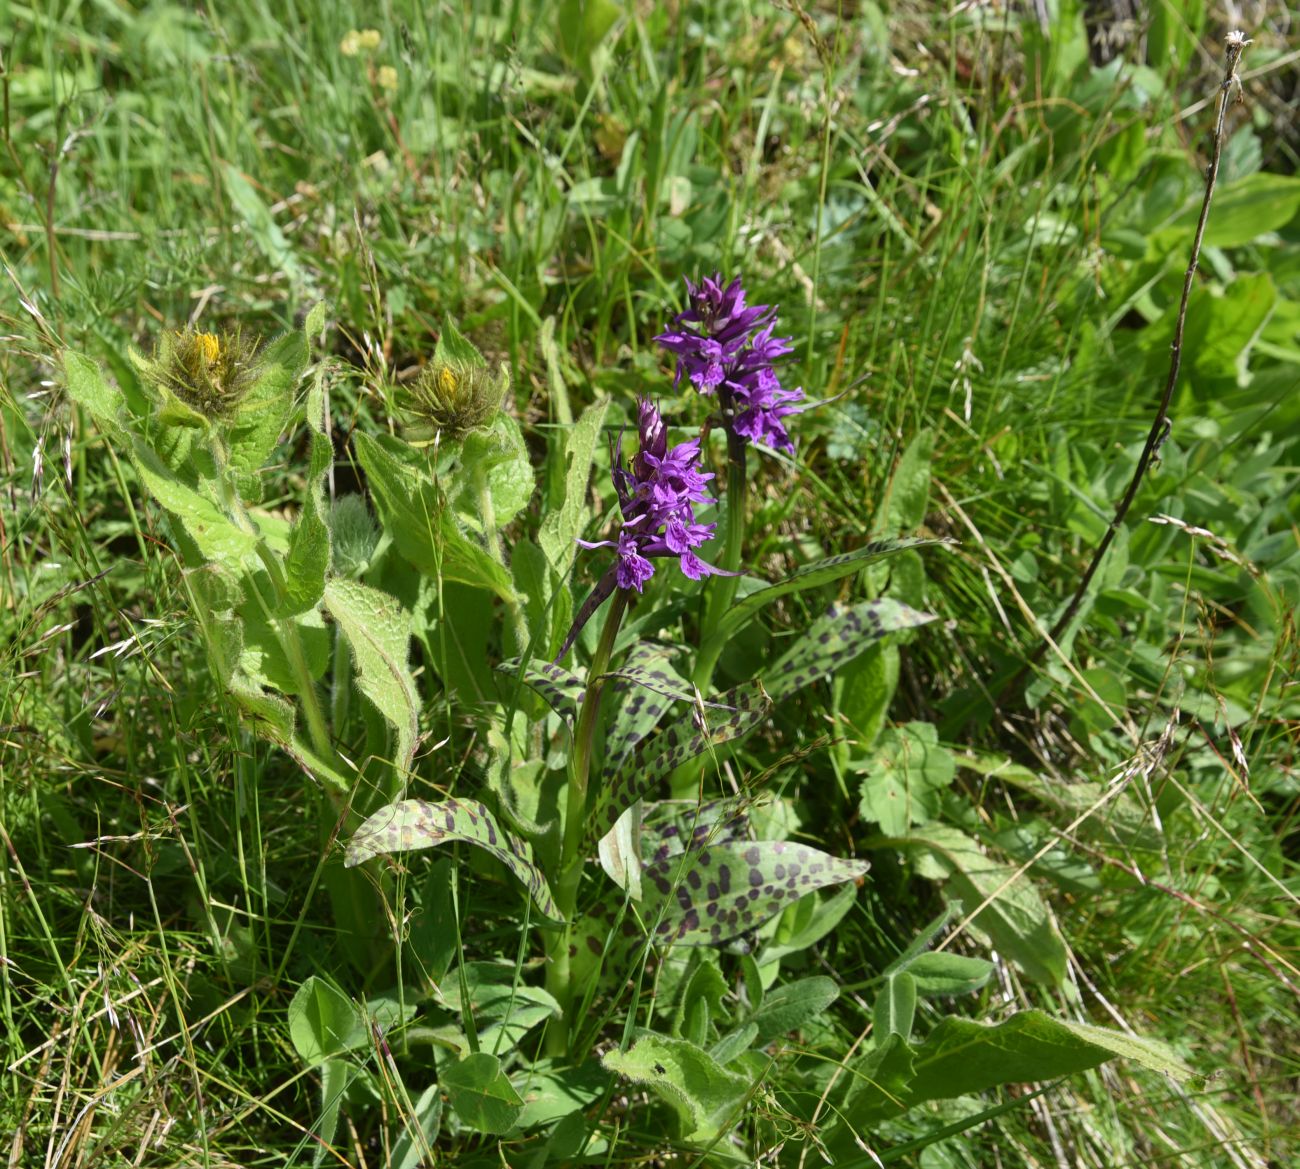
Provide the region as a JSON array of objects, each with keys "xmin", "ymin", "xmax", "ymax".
[
  {"xmin": 767, "ymin": 599, "xmax": 935, "ymax": 702},
  {"xmin": 705, "ymin": 538, "xmax": 945, "ymax": 648},
  {"xmin": 344, "ymin": 797, "xmax": 561, "ymax": 920},
  {"xmin": 496, "ymin": 657, "xmax": 585, "ymax": 724},
  {"xmin": 588, "ymin": 681, "xmax": 770, "ymax": 844}
]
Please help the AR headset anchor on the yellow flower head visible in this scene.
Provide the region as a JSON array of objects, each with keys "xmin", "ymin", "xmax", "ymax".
[
  {"xmin": 403, "ymin": 357, "xmax": 505, "ymax": 443},
  {"xmin": 144, "ymin": 326, "xmax": 261, "ymax": 423}
]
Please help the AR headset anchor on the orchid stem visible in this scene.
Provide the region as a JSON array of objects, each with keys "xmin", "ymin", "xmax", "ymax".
[{"xmin": 546, "ymin": 588, "xmax": 628, "ymax": 1055}]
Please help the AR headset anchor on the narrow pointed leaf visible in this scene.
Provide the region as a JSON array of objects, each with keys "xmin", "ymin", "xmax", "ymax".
[
  {"xmin": 345, "ymin": 797, "xmax": 560, "ymax": 920},
  {"xmin": 601, "ymin": 646, "xmax": 741, "ymax": 709},
  {"xmin": 323, "ymin": 579, "xmax": 418, "ymax": 771},
  {"xmin": 539, "ymin": 397, "xmax": 610, "ymax": 575},
  {"xmin": 601, "ymin": 643, "xmax": 681, "ymax": 781},
  {"xmin": 588, "ymin": 681, "xmax": 770, "ymax": 844},
  {"xmin": 767, "ymin": 599, "xmax": 935, "ymax": 701},
  {"xmin": 707, "ymin": 539, "xmax": 945, "ymax": 647},
  {"xmin": 281, "ymin": 374, "xmax": 332, "ymax": 615},
  {"xmin": 496, "ymin": 658, "xmax": 585, "ymax": 724}
]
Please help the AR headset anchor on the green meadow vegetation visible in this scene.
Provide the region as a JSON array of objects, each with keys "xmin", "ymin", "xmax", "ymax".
[{"xmin": 2, "ymin": 1, "xmax": 1298, "ymax": 1165}]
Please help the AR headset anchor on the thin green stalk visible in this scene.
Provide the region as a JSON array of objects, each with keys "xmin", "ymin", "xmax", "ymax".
[
  {"xmin": 692, "ymin": 416, "xmax": 748, "ymax": 691},
  {"xmin": 476, "ymin": 463, "xmax": 529, "ymax": 653},
  {"xmin": 546, "ymin": 589, "xmax": 628, "ymax": 1055}
]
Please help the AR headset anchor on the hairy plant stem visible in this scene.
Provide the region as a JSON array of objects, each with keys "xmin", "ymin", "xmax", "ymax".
[
  {"xmin": 1003, "ymin": 31, "xmax": 1250, "ymax": 703},
  {"xmin": 215, "ymin": 449, "xmax": 337, "ymax": 773},
  {"xmin": 546, "ymin": 589, "xmax": 628, "ymax": 1055},
  {"xmin": 691, "ymin": 411, "xmax": 748, "ymax": 692}
]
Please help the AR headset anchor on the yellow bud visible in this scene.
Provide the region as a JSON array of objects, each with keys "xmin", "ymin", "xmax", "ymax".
[
  {"xmin": 358, "ymin": 29, "xmax": 382, "ymax": 51},
  {"xmin": 196, "ymin": 332, "xmax": 221, "ymax": 364},
  {"xmin": 377, "ymin": 65, "xmax": 398, "ymax": 92},
  {"xmin": 340, "ymin": 29, "xmax": 362, "ymax": 57}
]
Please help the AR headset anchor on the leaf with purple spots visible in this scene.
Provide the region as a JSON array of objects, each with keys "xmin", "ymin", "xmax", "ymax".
[
  {"xmin": 767, "ymin": 599, "xmax": 936, "ymax": 701},
  {"xmin": 601, "ymin": 649, "xmax": 744, "ymax": 710},
  {"xmin": 641, "ymin": 840, "xmax": 868, "ymax": 948},
  {"xmin": 601, "ymin": 644, "xmax": 686, "ymax": 782},
  {"xmin": 701, "ymin": 538, "xmax": 946, "ymax": 654},
  {"xmin": 344, "ymin": 797, "xmax": 561, "ymax": 920},
  {"xmin": 587, "ymin": 682, "xmax": 771, "ymax": 846},
  {"xmin": 496, "ymin": 657, "xmax": 585, "ymax": 724},
  {"xmin": 640, "ymin": 799, "xmax": 752, "ymax": 865}
]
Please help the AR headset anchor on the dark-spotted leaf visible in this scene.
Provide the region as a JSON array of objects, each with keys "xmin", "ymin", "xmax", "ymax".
[
  {"xmin": 496, "ymin": 658, "xmax": 585, "ymax": 724},
  {"xmin": 601, "ymin": 643, "xmax": 682, "ymax": 780},
  {"xmin": 588, "ymin": 682, "xmax": 771, "ymax": 844},
  {"xmin": 642, "ymin": 840, "xmax": 869, "ymax": 947},
  {"xmin": 345, "ymin": 798, "xmax": 560, "ymax": 920},
  {"xmin": 323, "ymin": 579, "xmax": 418, "ymax": 772},
  {"xmin": 767, "ymin": 600, "xmax": 935, "ymax": 701},
  {"xmin": 441, "ymin": 1052, "xmax": 524, "ymax": 1135},
  {"xmin": 705, "ymin": 538, "xmax": 944, "ymax": 647},
  {"xmin": 602, "ymin": 1032, "xmax": 751, "ymax": 1142},
  {"xmin": 602, "ymin": 648, "xmax": 741, "ymax": 709}
]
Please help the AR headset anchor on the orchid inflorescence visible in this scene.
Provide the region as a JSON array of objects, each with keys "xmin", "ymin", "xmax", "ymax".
[{"xmin": 655, "ymin": 272, "xmax": 804, "ymax": 454}]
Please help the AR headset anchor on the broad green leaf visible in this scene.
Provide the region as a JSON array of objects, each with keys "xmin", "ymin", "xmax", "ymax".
[
  {"xmin": 323, "ymin": 579, "xmax": 418, "ymax": 771},
  {"xmin": 539, "ymin": 397, "xmax": 610, "ymax": 575},
  {"xmin": 602, "ymin": 1032, "xmax": 751, "ymax": 1142},
  {"xmin": 710, "ymin": 1024, "xmax": 758, "ymax": 1065},
  {"xmin": 872, "ymin": 971, "xmax": 916, "ymax": 1041},
  {"xmin": 876, "ymin": 427, "xmax": 933, "ymax": 535},
  {"xmin": 406, "ymin": 858, "xmax": 457, "ymax": 988},
  {"xmin": 704, "ymin": 538, "xmax": 943, "ymax": 648},
  {"xmin": 354, "ymin": 431, "xmax": 516, "ymax": 602},
  {"xmin": 63, "ymin": 351, "xmax": 125, "ymax": 436},
  {"xmin": 496, "ymin": 657, "xmax": 585, "ymax": 724},
  {"xmin": 1169, "ymin": 171, "xmax": 1300, "ymax": 249},
  {"xmin": 856, "ymin": 722, "xmax": 956, "ymax": 835},
  {"xmin": 903, "ymin": 952, "xmax": 993, "ymax": 997},
  {"xmin": 225, "ymin": 329, "xmax": 305, "ymax": 483},
  {"xmin": 434, "ymin": 314, "xmax": 487, "ymax": 368},
  {"xmin": 1183, "ymin": 271, "xmax": 1276, "ymax": 386},
  {"xmin": 597, "ymin": 802, "xmax": 644, "ymax": 900},
  {"xmin": 642, "ymin": 840, "xmax": 869, "ymax": 947},
  {"xmin": 892, "ymin": 824, "xmax": 1068, "ymax": 985},
  {"xmin": 513, "ymin": 1061, "xmax": 608, "ymax": 1129},
  {"xmin": 439, "ymin": 963, "xmax": 562, "ymax": 1055},
  {"xmin": 441, "ymin": 1052, "xmax": 524, "ymax": 1135},
  {"xmin": 588, "ymin": 681, "xmax": 771, "ymax": 844},
  {"xmin": 841, "ymin": 1009, "xmax": 1191, "ymax": 1127},
  {"xmin": 750, "ymin": 976, "xmax": 839, "ymax": 1042},
  {"xmin": 767, "ymin": 600, "xmax": 934, "ymax": 702},
  {"xmin": 289, "ymin": 976, "xmax": 366, "ymax": 1065},
  {"xmin": 345, "ymin": 797, "xmax": 560, "ymax": 920},
  {"xmin": 131, "ymin": 442, "xmax": 257, "ymax": 574},
  {"xmin": 280, "ymin": 373, "xmax": 332, "ymax": 616}
]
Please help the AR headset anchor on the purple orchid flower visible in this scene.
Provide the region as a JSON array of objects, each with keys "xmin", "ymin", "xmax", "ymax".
[
  {"xmin": 555, "ymin": 399, "xmax": 732, "ymax": 661},
  {"xmin": 654, "ymin": 273, "xmax": 804, "ymax": 454}
]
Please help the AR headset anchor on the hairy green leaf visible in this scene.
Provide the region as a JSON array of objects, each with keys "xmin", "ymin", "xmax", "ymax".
[
  {"xmin": 323, "ymin": 579, "xmax": 418, "ymax": 771},
  {"xmin": 750, "ymin": 976, "xmax": 839, "ymax": 1042},
  {"xmin": 539, "ymin": 397, "xmax": 610, "ymax": 575},
  {"xmin": 602, "ymin": 1032, "xmax": 751, "ymax": 1142},
  {"xmin": 280, "ymin": 373, "xmax": 332, "ymax": 615}
]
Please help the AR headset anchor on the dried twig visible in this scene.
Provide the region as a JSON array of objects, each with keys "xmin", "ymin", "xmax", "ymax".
[{"xmin": 1010, "ymin": 30, "xmax": 1252, "ymax": 694}]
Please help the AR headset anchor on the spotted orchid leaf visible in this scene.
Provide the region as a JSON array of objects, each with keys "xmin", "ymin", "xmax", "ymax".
[
  {"xmin": 702, "ymin": 539, "xmax": 946, "ymax": 653},
  {"xmin": 767, "ymin": 599, "xmax": 936, "ymax": 701},
  {"xmin": 497, "ymin": 657, "xmax": 585, "ymax": 724},
  {"xmin": 587, "ymin": 682, "xmax": 771, "ymax": 845},
  {"xmin": 344, "ymin": 797, "xmax": 561, "ymax": 920},
  {"xmin": 601, "ymin": 644, "xmax": 682, "ymax": 783},
  {"xmin": 601, "ymin": 646, "xmax": 741, "ymax": 709},
  {"xmin": 641, "ymin": 840, "xmax": 869, "ymax": 947},
  {"xmin": 641, "ymin": 800, "xmax": 752, "ymax": 864}
]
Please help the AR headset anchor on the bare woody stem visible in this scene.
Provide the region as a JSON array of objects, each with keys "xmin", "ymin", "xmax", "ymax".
[{"xmin": 1010, "ymin": 31, "xmax": 1250, "ymax": 691}]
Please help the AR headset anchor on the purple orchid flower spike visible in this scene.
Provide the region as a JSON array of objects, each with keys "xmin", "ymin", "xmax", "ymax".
[
  {"xmin": 555, "ymin": 398, "xmax": 734, "ymax": 662},
  {"xmin": 654, "ymin": 273, "xmax": 805, "ymax": 454}
]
